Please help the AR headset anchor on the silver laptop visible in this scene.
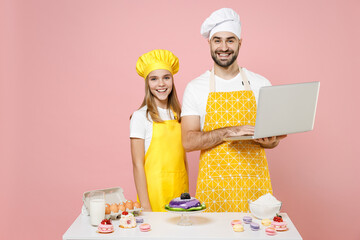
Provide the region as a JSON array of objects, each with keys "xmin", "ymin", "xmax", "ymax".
[{"xmin": 224, "ymin": 81, "xmax": 320, "ymax": 140}]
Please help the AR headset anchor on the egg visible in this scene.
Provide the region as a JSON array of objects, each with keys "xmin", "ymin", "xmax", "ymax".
[
  {"xmin": 134, "ymin": 202, "xmax": 141, "ymax": 209},
  {"xmin": 105, "ymin": 204, "xmax": 111, "ymax": 214},
  {"xmin": 110, "ymin": 203, "xmax": 119, "ymax": 213},
  {"xmin": 125, "ymin": 201, "xmax": 134, "ymax": 210},
  {"xmin": 118, "ymin": 204, "xmax": 126, "ymax": 212}
]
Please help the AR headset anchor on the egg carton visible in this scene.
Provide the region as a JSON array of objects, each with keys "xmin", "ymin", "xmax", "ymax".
[
  {"xmin": 83, "ymin": 186, "xmax": 143, "ymax": 219},
  {"xmin": 106, "ymin": 207, "xmax": 143, "ymax": 219}
]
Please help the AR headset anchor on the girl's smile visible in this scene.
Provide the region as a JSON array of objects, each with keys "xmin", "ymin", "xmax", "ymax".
[{"xmin": 147, "ymin": 69, "xmax": 173, "ymax": 108}]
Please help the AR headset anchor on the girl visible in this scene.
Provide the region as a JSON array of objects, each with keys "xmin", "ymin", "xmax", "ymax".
[{"xmin": 130, "ymin": 49, "xmax": 188, "ymax": 212}]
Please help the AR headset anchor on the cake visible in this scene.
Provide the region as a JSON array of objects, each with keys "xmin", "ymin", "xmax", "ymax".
[
  {"xmin": 119, "ymin": 211, "xmax": 136, "ymax": 228},
  {"xmin": 169, "ymin": 193, "xmax": 201, "ymax": 209},
  {"xmin": 271, "ymin": 221, "xmax": 288, "ymax": 231},
  {"xmin": 97, "ymin": 219, "xmax": 114, "ymax": 234}
]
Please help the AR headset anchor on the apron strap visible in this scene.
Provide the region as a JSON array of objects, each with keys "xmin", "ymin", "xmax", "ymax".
[{"xmin": 210, "ymin": 66, "xmax": 251, "ymax": 92}]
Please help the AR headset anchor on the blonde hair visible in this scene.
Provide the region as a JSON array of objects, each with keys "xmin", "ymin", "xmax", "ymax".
[{"xmin": 135, "ymin": 75, "xmax": 182, "ymax": 123}]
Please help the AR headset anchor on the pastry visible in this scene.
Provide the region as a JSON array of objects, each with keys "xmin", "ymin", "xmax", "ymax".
[
  {"xmin": 119, "ymin": 211, "xmax": 137, "ymax": 228},
  {"xmin": 231, "ymin": 220, "xmax": 242, "ymax": 226},
  {"xmin": 97, "ymin": 219, "xmax": 114, "ymax": 234},
  {"xmin": 232, "ymin": 224, "xmax": 244, "ymax": 232},
  {"xmin": 265, "ymin": 227, "xmax": 277, "ymax": 236},
  {"xmin": 250, "ymin": 222, "xmax": 260, "ymax": 231},
  {"xmin": 271, "ymin": 221, "xmax": 288, "ymax": 231},
  {"xmin": 169, "ymin": 193, "xmax": 201, "ymax": 209},
  {"xmin": 261, "ymin": 218, "xmax": 272, "ymax": 226},
  {"xmin": 243, "ymin": 216, "xmax": 252, "ymax": 224},
  {"xmin": 139, "ymin": 223, "xmax": 151, "ymax": 232}
]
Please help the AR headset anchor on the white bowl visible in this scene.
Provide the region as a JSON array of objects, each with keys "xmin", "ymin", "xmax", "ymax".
[{"xmin": 248, "ymin": 200, "xmax": 282, "ymax": 219}]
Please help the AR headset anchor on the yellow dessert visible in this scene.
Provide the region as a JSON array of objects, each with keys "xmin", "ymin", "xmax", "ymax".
[
  {"xmin": 233, "ymin": 224, "xmax": 244, "ymax": 232},
  {"xmin": 261, "ymin": 218, "xmax": 272, "ymax": 226}
]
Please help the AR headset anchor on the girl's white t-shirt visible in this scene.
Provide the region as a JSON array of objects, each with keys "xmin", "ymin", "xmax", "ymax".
[{"xmin": 130, "ymin": 106, "xmax": 175, "ymax": 153}]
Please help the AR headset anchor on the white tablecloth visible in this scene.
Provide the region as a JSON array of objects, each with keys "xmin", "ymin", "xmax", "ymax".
[{"xmin": 63, "ymin": 212, "xmax": 302, "ymax": 240}]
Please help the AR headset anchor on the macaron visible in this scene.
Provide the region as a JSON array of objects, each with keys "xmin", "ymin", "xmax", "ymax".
[
  {"xmin": 265, "ymin": 227, "xmax": 277, "ymax": 236},
  {"xmin": 139, "ymin": 223, "xmax": 151, "ymax": 232},
  {"xmin": 231, "ymin": 220, "xmax": 242, "ymax": 226},
  {"xmin": 261, "ymin": 218, "xmax": 272, "ymax": 226},
  {"xmin": 250, "ymin": 222, "xmax": 260, "ymax": 231},
  {"xmin": 233, "ymin": 224, "xmax": 244, "ymax": 232},
  {"xmin": 135, "ymin": 217, "xmax": 144, "ymax": 224},
  {"xmin": 243, "ymin": 216, "xmax": 252, "ymax": 224},
  {"xmin": 271, "ymin": 221, "xmax": 288, "ymax": 231}
]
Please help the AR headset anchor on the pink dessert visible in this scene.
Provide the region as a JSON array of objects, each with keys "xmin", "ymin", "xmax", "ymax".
[
  {"xmin": 265, "ymin": 227, "xmax": 277, "ymax": 236},
  {"xmin": 271, "ymin": 221, "xmax": 288, "ymax": 231},
  {"xmin": 97, "ymin": 219, "xmax": 114, "ymax": 234},
  {"xmin": 231, "ymin": 220, "xmax": 242, "ymax": 226},
  {"xmin": 139, "ymin": 223, "xmax": 151, "ymax": 232}
]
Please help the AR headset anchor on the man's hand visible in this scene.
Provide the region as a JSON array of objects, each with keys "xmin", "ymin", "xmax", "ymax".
[
  {"xmin": 253, "ymin": 135, "xmax": 287, "ymax": 149},
  {"xmin": 225, "ymin": 125, "xmax": 254, "ymax": 138},
  {"xmin": 181, "ymin": 115, "xmax": 257, "ymax": 152}
]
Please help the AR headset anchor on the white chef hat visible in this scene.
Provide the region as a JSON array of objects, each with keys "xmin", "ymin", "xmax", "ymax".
[{"xmin": 200, "ymin": 8, "xmax": 241, "ymax": 39}]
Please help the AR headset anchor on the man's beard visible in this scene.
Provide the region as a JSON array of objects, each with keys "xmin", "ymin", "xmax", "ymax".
[{"xmin": 211, "ymin": 50, "xmax": 239, "ymax": 67}]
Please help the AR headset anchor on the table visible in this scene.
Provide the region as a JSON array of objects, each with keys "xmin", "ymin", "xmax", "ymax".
[{"xmin": 63, "ymin": 212, "xmax": 302, "ymax": 240}]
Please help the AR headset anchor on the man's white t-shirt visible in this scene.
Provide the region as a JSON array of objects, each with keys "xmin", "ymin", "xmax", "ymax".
[
  {"xmin": 130, "ymin": 106, "xmax": 175, "ymax": 153},
  {"xmin": 181, "ymin": 68, "xmax": 271, "ymax": 130}
]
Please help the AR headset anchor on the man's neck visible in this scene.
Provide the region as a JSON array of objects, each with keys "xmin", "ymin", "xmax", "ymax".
[{"xmin": 213, "ymin": 61, "xmax": 239, "ymax": 80}]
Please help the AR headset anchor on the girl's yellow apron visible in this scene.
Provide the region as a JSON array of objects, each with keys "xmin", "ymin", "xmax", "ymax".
[
  {"xmin": 195, "ymin": 68, "xmax": 273, "ymax": 212},
  {"xmin": 144, "ymin": 114, "xmax": 189, "ymax": 212}
]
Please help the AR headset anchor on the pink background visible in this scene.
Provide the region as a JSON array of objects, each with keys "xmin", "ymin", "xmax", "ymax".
[{"xmin": 1, "ymin": 0, "xmax": 359, "ymax": 239}]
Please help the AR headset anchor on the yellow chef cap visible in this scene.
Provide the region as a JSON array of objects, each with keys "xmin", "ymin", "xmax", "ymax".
[{"xmin": 136, "ymin": 49, "xmax": 179, "ymax": 79}]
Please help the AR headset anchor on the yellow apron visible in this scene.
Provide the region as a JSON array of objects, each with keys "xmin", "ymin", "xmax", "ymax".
[
  {"xmin": 195, "ymin": 68, "xmax": 272, "ymax": 212},
  {"xmin": 144, "ymin": 114, "xmax": 189, "ymax": 212}
]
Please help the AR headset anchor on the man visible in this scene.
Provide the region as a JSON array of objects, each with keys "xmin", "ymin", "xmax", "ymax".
[{"xmin": 181, "ymin": 8, "xmax": 286, "ymax": 212}]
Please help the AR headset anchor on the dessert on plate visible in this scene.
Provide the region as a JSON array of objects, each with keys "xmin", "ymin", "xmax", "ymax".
[
  {"xmin": 165, "ymin": 193, "xmax": 206, "ymax": 211},
  {"xmin": 119, "ymin": 211, "xmax": 137, "ymax": 228},
  {"xmin": 97, "ymin": 219, "xmax": 114, "ymax": 234},
  {"xmin": 271, "ymin": 221, "xmax": 288, "ymax": 231}
]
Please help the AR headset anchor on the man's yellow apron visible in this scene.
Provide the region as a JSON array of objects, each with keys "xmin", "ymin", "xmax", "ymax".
[
  {"xmin": 144, "ymin": 113, "xmax": 189, "ymax": 211},
  {"xmin": 195, "ymin": 68, "xmax": 273, "ymax": 212}
]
